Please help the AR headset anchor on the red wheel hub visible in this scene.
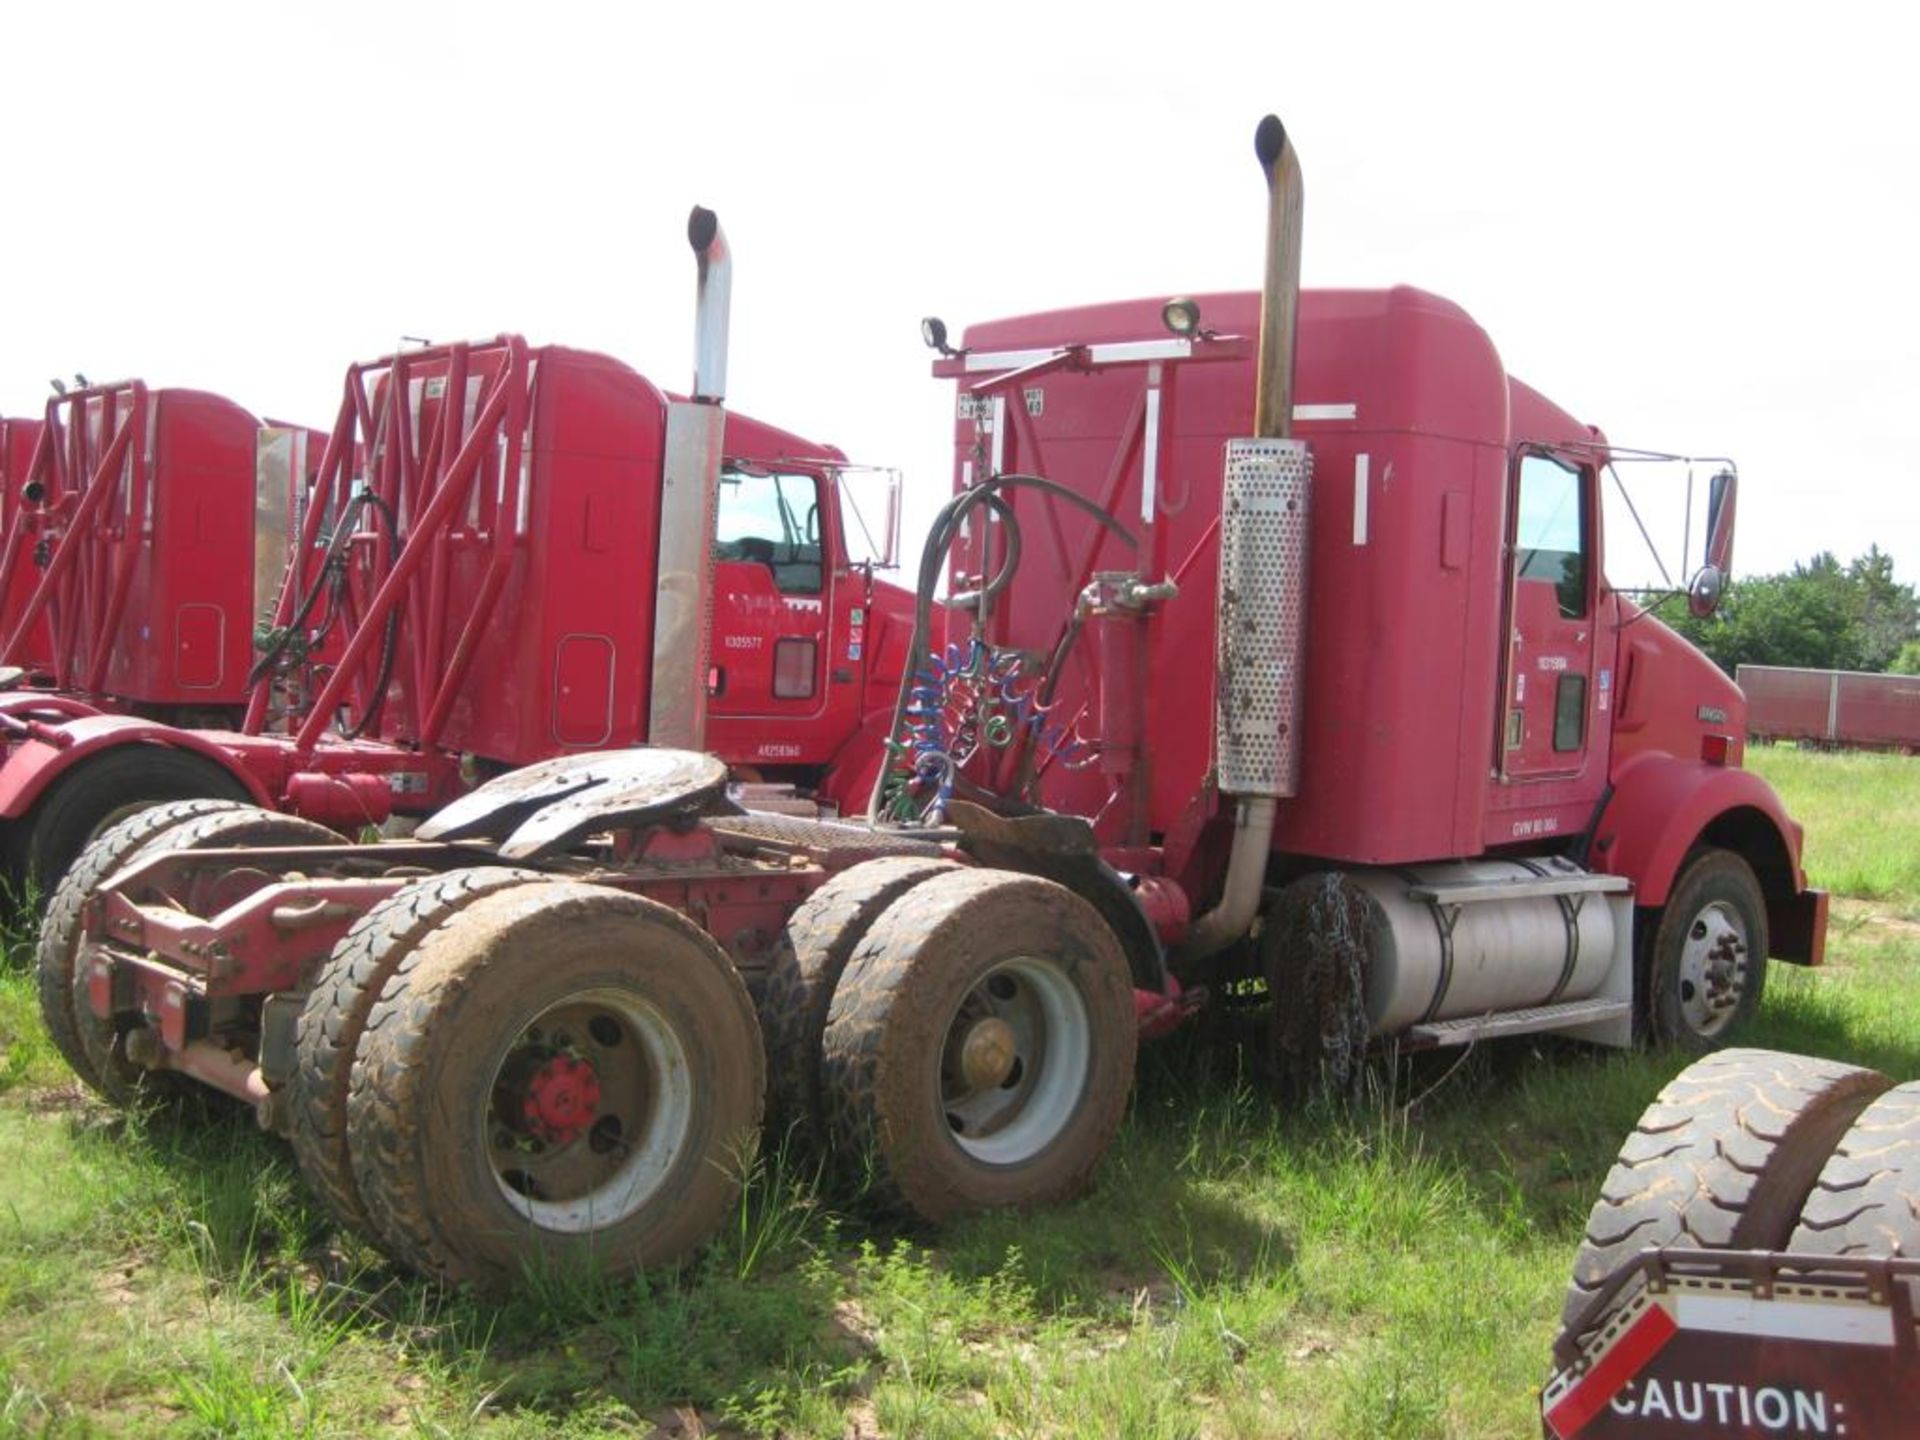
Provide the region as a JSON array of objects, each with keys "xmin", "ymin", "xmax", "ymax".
[{"xmin": 521, "ymin": 1054, "xmax": 602, "ymax": 1145}]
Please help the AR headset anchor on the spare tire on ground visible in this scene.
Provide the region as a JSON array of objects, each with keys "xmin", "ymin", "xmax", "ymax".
[{"xmin": 1558, "ymin": 1047, "xmax": 1890, "ymax": 1347}]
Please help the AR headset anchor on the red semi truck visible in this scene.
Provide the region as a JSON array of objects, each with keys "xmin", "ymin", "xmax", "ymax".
[
  {"xmin": 893, "ymin": 125, "xmax": 1823, "ymax": 1073},
  {"xmin": 0, "ymin": 299, "xmax": 912, "ymax": 887},
  {"xmin": 40, "ymin": 118, "xmax": 1828, "ymax": 1288}
]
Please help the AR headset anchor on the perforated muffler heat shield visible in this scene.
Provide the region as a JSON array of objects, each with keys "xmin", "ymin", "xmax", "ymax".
[{"xmin": 1215, "ymin": 437, "xmax": 1311, "ymax": 797}]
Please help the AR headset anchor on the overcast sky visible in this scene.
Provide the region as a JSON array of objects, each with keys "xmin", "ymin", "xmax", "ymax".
[{"xmin": 4, "ymin": 2, "xmax": 1913, "ymax": 585}]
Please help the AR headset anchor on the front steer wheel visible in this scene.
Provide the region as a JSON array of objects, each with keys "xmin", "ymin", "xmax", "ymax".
[
  {"xmin": 820, "ymin": 869, "xmax": 1136, "ymax": 1223},
  {"xmin": 345, "ymin": 881, "xmax": 765, "ymax": 1288},
  {"xmin": 1646, "ymin": 848, "xmax": 1768, "ymax": 1050}
]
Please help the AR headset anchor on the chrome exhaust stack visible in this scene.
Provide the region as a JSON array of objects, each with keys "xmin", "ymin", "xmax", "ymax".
[
  {"xmin": 649, "ymin": 206, "xmax": 732, "ymax": 752},
  {"xmin": 1182, "ymin": 114, "xmax": 1310, "ymax": 963},
  {"xmin": 688, "ymin": 205, "xmax": 731, "ymax": 403}
]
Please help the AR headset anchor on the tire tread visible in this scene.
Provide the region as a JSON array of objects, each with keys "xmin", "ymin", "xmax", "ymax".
[
  {"xmin": 1560, "ymin": 1047, "xmax": 1889, "ymax": 1345},
  {"xmin": 288, "ymin": 866, "xmax": 547, "ymax": 1237},
  {"xmin": 759, "ymin": 856, "xmax": 956, "ymax": 1151},
  {"xmin": 1789, "ymin": 1080, "xmax": 1920, "ymax": 1256},
  {"xmin": 820, "ymin": 868, "xmax": 1135, "ymax": 1222}
]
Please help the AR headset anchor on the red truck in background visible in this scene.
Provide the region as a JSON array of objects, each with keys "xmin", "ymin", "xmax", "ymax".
[
  {"xmin": 1739, "ymin": 663, "xmax": 1920, "ymax": 753},
  {"xmin": 0, "ymin": 383, "xmax": 309, "ymax": 729},
  {"xmin": 0, "ymin": 313, "xmax": 911, "ymax": 887}
]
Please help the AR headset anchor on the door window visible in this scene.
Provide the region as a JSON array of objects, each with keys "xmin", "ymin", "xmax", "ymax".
[
  {"xmin": 715, "ymin": 469, "xmax": 824, "ymax": 594},
  {"xmin": 1514, "ymin": 453, "xmax": 1588, "ymax": 619}
]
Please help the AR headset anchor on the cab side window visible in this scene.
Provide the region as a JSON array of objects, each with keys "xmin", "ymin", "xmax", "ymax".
[
  {"xmin": 714, "ymin": 469, "xmax": 824, "ymax": 594},
  {"xmin": 1514, "ymin": 453, "xmax": 1588, "ymax": 620}
]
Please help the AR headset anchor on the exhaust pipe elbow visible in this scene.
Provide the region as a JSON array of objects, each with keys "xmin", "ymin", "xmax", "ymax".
[
  {"xmin": 1178, "ymin": 795, "xmax": 1277, "ymax": 962},
  {"xmin": 687, "ymin": 206, "xmax": 731, "ymax": 404}
]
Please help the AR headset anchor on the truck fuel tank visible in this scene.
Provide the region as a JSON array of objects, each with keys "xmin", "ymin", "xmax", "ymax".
[{"xmin": 1344, "ymin": 858, "xmax": 1626, "ymax": 1034}]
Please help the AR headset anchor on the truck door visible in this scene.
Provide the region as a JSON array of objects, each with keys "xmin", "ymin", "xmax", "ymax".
[
  {"xmin": 1499, "ymin": 451, "xmax": 1600, "ymax": 784},
  {"xmin": 707, "ymin": 466, "xmax": 832, "ymax": 748}
]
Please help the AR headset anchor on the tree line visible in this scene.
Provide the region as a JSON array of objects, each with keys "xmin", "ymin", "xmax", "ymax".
[{"xmin": 1653, "ymin": 546, "xmax": 1920, "ymax": 678}]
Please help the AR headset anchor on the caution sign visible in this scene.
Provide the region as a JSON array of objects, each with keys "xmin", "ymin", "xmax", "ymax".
[{"xmin": 1542, "ymin": 1254, "xmax": 1918, "ymax": 1439}]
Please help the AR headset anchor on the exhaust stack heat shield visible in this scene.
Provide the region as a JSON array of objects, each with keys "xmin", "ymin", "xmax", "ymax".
[{"xmin": 1215, "ymin": 436, "xmax": 1311, "ymax": 798}]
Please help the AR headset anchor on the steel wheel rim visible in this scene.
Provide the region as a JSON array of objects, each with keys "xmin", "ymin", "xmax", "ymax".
[
  {"xmin": 483, "ymin": 987, "xmax": 694, "ymax": 1233},
  {"xmin": 1677, "ymin": 899, "xmax": 1750, "ymax": 1037},
  {"xmin": 937, "ymin": 956, "xmax": 1091, "ymax": 1165}
]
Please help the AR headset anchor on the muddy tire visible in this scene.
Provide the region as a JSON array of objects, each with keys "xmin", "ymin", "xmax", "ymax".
[
  {"xmin": 14, "ymin": 745, "xmax": 252, "ymax": 892},
  {"xmin": 759, "ymin": 856, "xmax": 958, "ymax": 1153},
  {"xmin": 1789, "ymin": 1080, "xmax": 1920, "ymax": 1258},
  {"xmin": 1559, "ymin": 1047, "xmax": 1889, "ymax": 1346},
  {"xmin": 288, "ymin": 866, "xmax": 549, "ymax": 1238},
  {"xmin": 820, "ymin": 869, "xmax": 1136, "ymax": 1223},
  {"xmin": 1646, "ymin": 849, "xmax": 1768, "ymax": 1050},
  {"xmin": 345, "ymin": 882, "xmax": 764, "ymax": 1287},
  {"xmin": 35, "ymin": 799, "xmax": 249, "ymax": 1095}
]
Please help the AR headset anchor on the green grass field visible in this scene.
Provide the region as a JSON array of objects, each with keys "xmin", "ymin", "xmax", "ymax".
[{"xmin": 0, "ymin": 744, "xmax": 1914, "ymax": 1438}]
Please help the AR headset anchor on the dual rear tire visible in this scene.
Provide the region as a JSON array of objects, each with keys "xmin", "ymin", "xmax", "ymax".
[
  {"xmin": 765, "ymin": 863, "xmax": 1138, "ymax": 1224},
  {"xmin": 322, "ymin": 860, "xmax": 1137, "ymax": 1281},
  {"xmin": 339, "ymin": 881, "xmax": 764, "ymax": 1287},
  {"xmin": 12, "ymin": 747, "xmax": 252, "ymax": 895}
]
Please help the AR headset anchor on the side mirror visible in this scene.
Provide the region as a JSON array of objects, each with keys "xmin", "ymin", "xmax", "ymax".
[
  {"xmin": 1704, "ymin": 468, "xmax": 1736, "ymax": 574},
  {"xmin": 1686, "ymin": 563, "xmax": 1726, "ymax": 619},
  {"xmin": 832, "ymin": 467, "xmax": 903, "ymax": 570},
  {"xmin": 881, "ymin": 468, "xmax": 901, "ymax": 570},
  {"xmin": 1683, "ymin": 468, "xmax": 1736, "ymax": 617}
]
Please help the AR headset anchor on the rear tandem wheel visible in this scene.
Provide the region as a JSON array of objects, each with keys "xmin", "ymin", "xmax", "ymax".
[
  {"xmin": 12, "ymin": 745, "xmax": 252, "ymax": 893},
  {"xmin": 35, "ymin": 799, "xmax": 250, "ymax": 1097},
  {"xmin": 756, "ymin": 854, "xmax": 959, "ymax": 1154},
  {"xmin": 819, "ymin": 868, "xmax": 1136, "ymax": 1223},
  {"xmin": 345, "ymin": 881, "xmax": 765, "ymax": 1287},
  {"xmin": 287, "ymin": 866, "xmax": 551, "ymax": 1239}
]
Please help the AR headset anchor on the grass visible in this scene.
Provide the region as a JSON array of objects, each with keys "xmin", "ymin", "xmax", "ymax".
[
  {"xmin": 1747, "ymin": 742, "xmax": 1920, "ymax": 909},
  {"xmin": 0, "ymin": 751, "xmax": 1914, "ymax": 1437}
]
